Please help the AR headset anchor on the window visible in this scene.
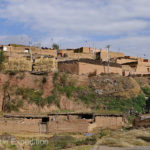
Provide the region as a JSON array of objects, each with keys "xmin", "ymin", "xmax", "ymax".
[{"xmin": 42, "ymin": 117, "xmax": 49, "ymax": 123}]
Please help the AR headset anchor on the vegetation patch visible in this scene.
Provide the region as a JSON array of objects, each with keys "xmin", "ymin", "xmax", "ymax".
[
  {"xmin": 51, "ymin": 72, "xmax": 147, "ymax": 114},
  {"xmin": 31, "ymin": 135, "xmax": 96, "ymax": 150},
  {"xmin": 99, "ymin": 128, "xmax": 150, "ymax": 147},
  {"xmin": 15, "ymin": 87, "xmax": 58, "ymax": 107}
]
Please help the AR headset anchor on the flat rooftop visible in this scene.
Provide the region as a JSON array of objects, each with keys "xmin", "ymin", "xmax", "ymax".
[{"xmin": 58, "ymin": 58, "xmax": 122, "ymax": 68}]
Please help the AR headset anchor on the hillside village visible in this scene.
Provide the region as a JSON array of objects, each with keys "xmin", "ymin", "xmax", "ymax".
[
  {"xmin": 0, "ymin": 44, "xmax": 150, "ymax": 149},
  {"xmin": 0, "ymin": 44, "xmax": 150, "ymax": 76}
]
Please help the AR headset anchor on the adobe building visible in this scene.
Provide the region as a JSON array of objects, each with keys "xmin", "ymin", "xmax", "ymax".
[
  {"xmin": 58, "ymin": 59, "xmax": 122, "ymax": 76},
  {"xmin": 74, "ymin": 47, "xmax": 92, "ymax": 53},
  {"xmin": 0, "ymin": 45, "xmax": 57, "ymax": 59},
  {"xmin": 133, "ymin": 115, "xmax": 150, "ymax": 128},
  {"xmin": 122, "ymin": 58, "xmax": 150, "ymax": 76},
  {"xmin": 96, "ymin": 50, "xmax": 125, "ymax": 62},
  {"xmin": 116, "ymin": 56, "xmax": 138, "ymax": 65},
  {"xmin": 0, "ymin": 113, "xmax": 125, "ymax": 134},
  {"xmin": 0, "ymin": 45, "xmax": 58, "ymax": 72}
]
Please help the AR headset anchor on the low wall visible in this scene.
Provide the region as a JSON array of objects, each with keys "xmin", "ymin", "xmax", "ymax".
[
  {"xmin": 79, "ymin": 62, "xmax": 122, "ymax": 75},
  {"xmin": 4, "ymin": 46, "xmax": 57, "ymax": 57},
  {"xmin": 95, "ymin": 116, "xmax": 124, "ymax": 129},
  {"xmin": 48, "ymin": 120, "xmax": 89, "ymax": 133},
  {"xmin": 58, "ymin": 61, "xmax": 122, "ymax": 75},
  {"xmin": 133, "ymin": 117, "xmax": 150, "ymax": 128},
  {"xmin": 0, "ymin": 118, "xmax": 40, "ymax": 133},
  {"xmin": 0, "ymin": 115, "xmax": 125, "ymax": 134}
]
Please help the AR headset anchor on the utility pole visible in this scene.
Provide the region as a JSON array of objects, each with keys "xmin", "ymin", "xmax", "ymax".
[
  {"xmin": 106, "ymin": 45, "xmax": 110, "ymax": 73},
  {"xmin": 85, "ymin": 40, "xmax": 88, "ymax": 47},
  {"xmin": 29, "ymin": 41, "xmax": 32, "ymax": 63},
  {"xmin": 51, "ymin": 38, "xmax": 53, "ymax": 49}
]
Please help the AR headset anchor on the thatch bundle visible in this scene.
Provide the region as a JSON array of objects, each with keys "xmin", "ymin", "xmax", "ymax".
[
  {"xmin": 4, "ymin": 58, "xmax": 32, "ymax": 71},
  {"xmin": 33, "ymin": 58, "xmax": 57, "ymax": 72}
]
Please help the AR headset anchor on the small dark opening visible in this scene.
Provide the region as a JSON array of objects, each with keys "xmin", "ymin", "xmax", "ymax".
[
  {"xmin": 42, "ymin": 117, "xmax": 49, "ymax": 123},
  {"xmin": 96, "ymin": 52, "xmax": 100, "ymax": 60},
  {"xmin": 79, "ymin": 114, "xmax": 93, "ymax": 119}
]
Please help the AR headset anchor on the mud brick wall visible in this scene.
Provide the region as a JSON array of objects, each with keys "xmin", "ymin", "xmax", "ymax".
[
  {"xmin": 79, "ymin": 62, "xmax": 122, "ymax": 75},
  {"xmin": 48, "ymin": 120, "xmax": 89, "ymax": 133},
  {"xmin": 109, "ymin": 51, "xmax": 125, "ymax": 59},
  {"xmin": 133, "ymin": 118, "xmax": 150, "ymax": 128},
  {"xmin": 92, "ymin": 116, "xmax": 124, "ymax": 129},
  {"xmin": 49, "ymin": 115, "xmax": 68, "ymax": 121},
  {"xmin": 100, "ymin": 50, "xmax": 124, "ymax": 62},
  {"xmin": 0, "ymin": 118, "xmax": 41, "ymax": 133},
  {"xmin": 4, "ymin": 46, "xmax": 57, "ymax": 57}
]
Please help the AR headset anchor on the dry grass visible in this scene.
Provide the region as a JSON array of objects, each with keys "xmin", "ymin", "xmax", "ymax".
[
  {"xmin": 64, "ymin": 145, "xmax": 93, "ymax": 150},
  {"xmin": 4, "ymin": 58, "xmax": 32, "ymax": 71},
  {"xmin": 34, "ymin": 58, "xmax": 57, "ymax": 72},
  {"xmin": 0, "ymin": 132, "xmax": 53, "ymax": 139},
  {"xmin": 99, "ymin": 128, "xmax": 150, "ymax": 147}
]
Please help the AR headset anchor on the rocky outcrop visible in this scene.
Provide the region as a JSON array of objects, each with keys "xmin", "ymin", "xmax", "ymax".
[{"xmin": 89, "ymin": 74, "xmax": 141, "ymax": 98}]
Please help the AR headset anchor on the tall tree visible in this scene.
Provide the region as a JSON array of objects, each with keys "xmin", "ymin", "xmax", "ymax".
[{"xmin": 52, "ymin": 43, "xmax": 59, "ymax": 50}]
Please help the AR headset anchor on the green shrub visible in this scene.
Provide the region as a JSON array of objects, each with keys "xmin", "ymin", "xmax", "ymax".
[
  {"xmin": 75, "ymin": 136, "xmax": 97, "ymax": 146},
  {"xmin": 142, "ymin": 87, "xmax": 150, "ymax": 97},
  {"xmin": 4, "ymin": 101, "xmax": 19, "ymax": 112},
  {"xmin": 8, "ymin": 70, "xmax": 18, "ymax": 76},
  {"xmin": 57, "ymin": 85, "xmax": 75, "ymax": 98},
  {"xmin": 42, "ymin": 77, "xmax": 47, "ymax": 84},
  {"xmin": 99, "ymin": 129, "xmax": 111, "ymax": 138},
  {"xmin": 104, "ymin": 94, "xmax": 146, "ymax": 113},
  {"xmin": 3, "ymin": 143, "xmax": 18, "ymax": 150},
  {"xmin": 16, "ymin": 88, "xmax": 45, "ymax": 107},
  {"xmin": 3, "ymin": 80, "xmax": 10, "ymax": 91},
  {"xmin": 31, "ymin": 143, "xmax": 54, "ymax": 150},
  {"xmin": 3, "ymin": 98, "xmax": 24, "ymax": 112},
  {"xmin": 52, "ymin": 135, "xmax": 75, "ymax": 149},
  {"xmin": 15, "ymin": 87, "xmax": 24, "ymax": 95},
  {"xmin": 77, "ymin": 88, "xmax": 97, "ymax": 104},
  {"xmin": 53, "ymin": 72, "xmax": 59, "ymax": 84},
  {"xmin": 60, "ymin": 73, "xmax": 68, "ymax": 86}
]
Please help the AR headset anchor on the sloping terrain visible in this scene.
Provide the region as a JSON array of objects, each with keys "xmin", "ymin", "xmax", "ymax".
[
  {"xmin": 89, "ymin": 74, "xmax": 141, "ymax": 98},
  {"xmin": 0, "ymin": 72, "xmax": 146, "ymax": 114}
]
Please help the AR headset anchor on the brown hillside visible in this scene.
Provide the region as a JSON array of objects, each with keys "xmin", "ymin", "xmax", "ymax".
[{"xmin": 89, "ymin": 74, "xmax": 141, "ymax": 98}]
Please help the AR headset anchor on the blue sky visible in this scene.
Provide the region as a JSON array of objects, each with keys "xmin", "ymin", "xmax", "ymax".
[{"xmin": 0, "ymin": 0, "xmax": 150, "ymax": 57}]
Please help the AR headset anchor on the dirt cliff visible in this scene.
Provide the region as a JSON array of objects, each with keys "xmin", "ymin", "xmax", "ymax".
[
  {"xmin": 0, "ymin": 72, "xmax": 143, "ymax": 114},
  {"xmin": 0, "ymin": 72, "xmax": 90, "ymax": 113}
]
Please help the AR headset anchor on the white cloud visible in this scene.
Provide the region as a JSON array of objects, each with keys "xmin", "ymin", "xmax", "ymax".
[
  {"xmin": 0, "ymin": 0, "xmax": 150, "ymax": 56},
  {"xmin": 1, "ymin": 0, "xmax": 150, "ymax": 35}
]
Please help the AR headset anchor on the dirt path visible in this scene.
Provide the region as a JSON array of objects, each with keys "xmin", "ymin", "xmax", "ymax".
[{"xmin": 91, "ymin": 146, "xmax": 150, "ymax": 150}]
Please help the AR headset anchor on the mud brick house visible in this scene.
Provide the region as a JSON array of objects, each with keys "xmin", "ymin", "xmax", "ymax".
[
  {"xmin": 116, "ymin": 56, "xmax": 138, "ymax": 65},
  {"xmin": 133, "ymin": 115, "xmax": 150, "ymax": 128},
  {"xmin": 0, "ymin": 113, "xmax": 125, "ymax": 134},
  {"xmin": 0, "ymin": 45, "xmax": 57, "ymax": 58},
  {"xmin": 58, "ymin": 59, "xmax": 122, "ymax": 76},
  {"xmin": 96, "ymin": 50, "xmax": 125, "ymax": 62},
  {"xmin": 122, "ymin": 58, "xmax": 150, "ymax": 76},
  {"xmin": 74, "ymin": 47, "xmax": 92, "ymax": 53}
]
